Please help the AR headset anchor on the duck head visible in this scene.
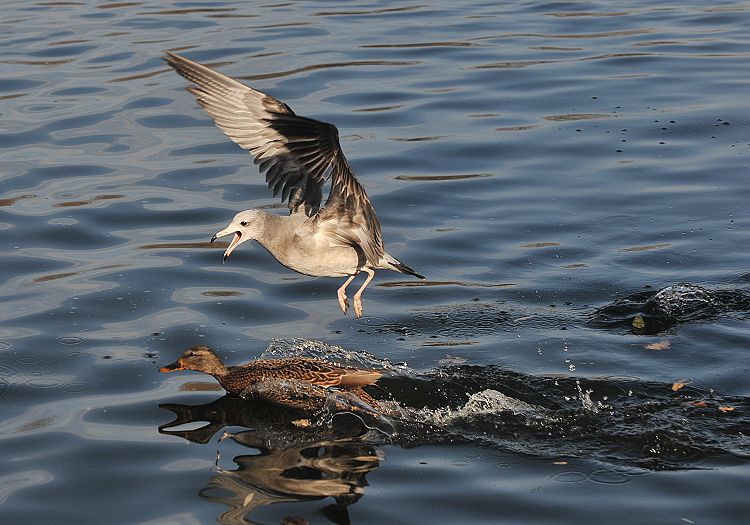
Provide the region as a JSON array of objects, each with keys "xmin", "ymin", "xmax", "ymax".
[{"xmin": 160, "ymin": 345, "xmax": 227, "ymax": 375}]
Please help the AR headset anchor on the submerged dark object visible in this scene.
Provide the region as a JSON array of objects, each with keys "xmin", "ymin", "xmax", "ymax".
[{"xmin": 588, "ymin": 283, "xmax": 750, "ymax": 335}]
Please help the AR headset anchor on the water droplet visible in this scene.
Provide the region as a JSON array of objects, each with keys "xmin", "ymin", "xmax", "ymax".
[{"xmin": 58, "ymin": 336, "xmax": 84, "ymax": 346}]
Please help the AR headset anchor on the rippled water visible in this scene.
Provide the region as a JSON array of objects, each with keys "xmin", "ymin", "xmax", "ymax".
[{"xmin": 2, "ymin": 1, "xmax": 749, "ymax": 523}]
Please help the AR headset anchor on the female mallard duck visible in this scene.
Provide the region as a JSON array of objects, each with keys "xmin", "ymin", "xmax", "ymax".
[{"xmin": 160, "ymin": 345, "xmax": 383, "ymax": 413}]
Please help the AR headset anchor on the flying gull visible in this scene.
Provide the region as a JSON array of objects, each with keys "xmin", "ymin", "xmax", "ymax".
[{"xmin": 164, "ymin": 52, "xmax": 424, "ymax": 318}]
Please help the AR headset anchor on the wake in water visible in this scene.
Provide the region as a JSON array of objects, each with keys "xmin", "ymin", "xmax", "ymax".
[
  {"xmin": 161, "ymin": 338, "xmax": 749, "ymax": 471},
  {"xmin": 386, "ymin": 365, "xmax": 749, "ymax": 470}
]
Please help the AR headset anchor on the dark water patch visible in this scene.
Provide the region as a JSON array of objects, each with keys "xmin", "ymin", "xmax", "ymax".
[
  {"xmin": 0, "ymin": 58, "xmax": 73, "ymax": 66},
  {"xmin": 361, "ymin": 41, "xmax": 477, "ymax": 48},
  {"xmin": 421, "ymin": 340, "xmax": 478, "ymax": 347},
  {"xmin": 369, "ymin": 301, "xmax": 516, "ymax": 339},
  {"xmin": 49, "ymin": 86, "xmax": 107, "ymax": 96},
  {"xmin": 95, "ymin": 2, "xmax": 144, "ymax": 10},
  {"xmin": 394, "ymin": 173, "xmax": 493, "ymax": 181},
  {"xmin": 113, "ymin": 14, "xmax": 216, "ymax": 30},
  {"xmin": 241, "ymin": 60, "xmax": 422, "ymax": 81},
  {"xmin": 352, "ymin": 104, "xmax": 405, "ymax": 113},
  {"xmin": 0, "ymin": 78, "xmax": 44, "ymax": 92},
  {"xmin": 122, "ymin": 96, "xmax": 171, "ymax": 110},
  {"xmin": 166, "ymin": 139, "xmax": 244, "ymax": 157},
  {"xmin": 86, "ymin": 51, "xmax": 134, "ymax": 64},
  {"xmin": 545, "ymin": 11, "xmax": 631, "ymax": 18},
  {"xmin": 389, "ymin": 135, "xmax": 452, "ymax": 142},
  {"xmin": 314, "ymin": 5, "xmax": 426, "ymax": 17},
  {"xmin": 0, "ymin": 109, "xmax": 119, "ymax": 149},
  {"xmin": 495, "ymin": 124, "xmax": 540, "ymax": 131},
  {"xmin": 108, "ymin": 67, "xmax": 169, "ymax": 83},
  {"xmin": 544, "ymin": 113, "xmax": 615, "ymax": 121},
  {"xmin": 147, "ymin": 7, "xmax": 237, "ymax": 16},
  {"xmin": 136, "ymin": 113, "xmax": 210, "ymax": 129},
  {"xmin": 589, "ymin": 284, "xmax": 750, "ymax": 335},
  {"xmin": 25, "ymin": 44, "xmax": 96, "ymax": 58},
  {"xmin": 520, "ymin": 241, "xmax": 561, "ymax": 248}
]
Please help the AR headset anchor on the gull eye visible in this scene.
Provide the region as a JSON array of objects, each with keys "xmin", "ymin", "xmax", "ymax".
[{"xmin": 240, "ymin": 221, "xmax": 248, "ymax": 226}]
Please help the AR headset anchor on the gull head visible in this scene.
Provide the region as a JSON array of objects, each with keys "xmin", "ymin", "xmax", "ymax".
[{"xmin": 210, "ymin": 209, "xmax": 264, "ymax": 262}]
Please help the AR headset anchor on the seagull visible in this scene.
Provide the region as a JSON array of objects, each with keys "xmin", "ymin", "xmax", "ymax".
[{"xmin": 164, "ymin": 52, "xmax": 424, "ymax": 318}]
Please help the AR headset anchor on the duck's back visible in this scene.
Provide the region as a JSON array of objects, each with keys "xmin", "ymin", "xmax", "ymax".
[{"xmin": 223, "ymin": 357, "xmax": 381, "ymax": 394}]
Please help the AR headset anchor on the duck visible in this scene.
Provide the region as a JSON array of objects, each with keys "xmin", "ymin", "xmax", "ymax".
[
  {"xmin": 159, "ymin": 345, "xmax": 383, "ymax": 414},
  {"xmin": 163, "ymin": 52, "xmax": 424, "ymax": 318}
]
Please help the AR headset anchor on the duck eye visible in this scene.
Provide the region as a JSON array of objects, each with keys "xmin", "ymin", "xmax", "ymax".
[{"xmin": 240, "ymin": 221, "xmax": 248, "ymax": 226}]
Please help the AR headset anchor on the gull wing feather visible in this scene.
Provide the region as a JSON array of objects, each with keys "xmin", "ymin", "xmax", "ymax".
[{"xmin": 163, "ymin": 52, "xmax": 385, "ymax": 264}]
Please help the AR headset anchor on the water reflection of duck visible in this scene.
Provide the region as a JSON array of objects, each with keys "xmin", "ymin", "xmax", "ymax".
[
  {"xmin": 160, "ymin": 345, "xmax": 384, "ymax": 414},
  {"xmin": 209, "ymin": 433, "xmax": 381, "ymax": 523},
  {"xmin": 159, "ymin": 396, "xmax": 384, "ymax": 524}
]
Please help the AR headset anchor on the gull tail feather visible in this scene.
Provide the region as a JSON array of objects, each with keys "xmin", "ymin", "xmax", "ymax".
[{"xmin": 383, "ymin": 253, "xmax": 425, "ymax": 279}]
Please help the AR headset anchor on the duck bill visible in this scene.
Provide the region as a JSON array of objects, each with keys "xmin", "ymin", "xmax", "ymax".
[{"xmin": 159, "ymin": 360, "xmax": 185, "ymax": 373}]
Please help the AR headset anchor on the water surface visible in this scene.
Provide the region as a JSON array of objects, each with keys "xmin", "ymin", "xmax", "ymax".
[{"xmin": 1, "ymin": 1, "xmax": 749, "ymax": 523}]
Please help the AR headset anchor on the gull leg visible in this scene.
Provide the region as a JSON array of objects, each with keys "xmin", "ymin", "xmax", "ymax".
[
  {"xmin": 337, "ymin": 274, "xmax": 357, "ymax": 315},
  {"xmin": 352, "ymin": 268, "xmax": 375, "ymax": 319}
]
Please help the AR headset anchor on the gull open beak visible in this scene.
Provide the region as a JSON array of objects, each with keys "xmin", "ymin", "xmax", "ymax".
[
  {"xmin": 223, "ymin": 232, "xmax": 242, "ymax": 262},
  {"xmin": 211, "ymin": 228, "xmax": 242, "ymax": 263},
  {"xmin": 159, "ymin": 360, "xmax": 185, "ymax": 373}
]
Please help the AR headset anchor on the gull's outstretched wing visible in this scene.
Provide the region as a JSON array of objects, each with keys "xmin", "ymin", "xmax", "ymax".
[{"xmin": 164, "ymin": 52, "xmax": 385, "ymax": 264}]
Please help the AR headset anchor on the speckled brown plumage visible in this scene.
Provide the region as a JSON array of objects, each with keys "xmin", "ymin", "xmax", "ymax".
[{"xmin": 160, "ymin": 345, "xmax": 383, "ymax": 413}]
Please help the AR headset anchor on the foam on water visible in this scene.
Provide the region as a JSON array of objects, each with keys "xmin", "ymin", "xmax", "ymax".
[
  {"xmin": 399, "ymin": 388, "xmax": 545, "ymax": 428},
  {"xmin": 260, "ymin": 338, "xmax": 417, "ymax": 376}
]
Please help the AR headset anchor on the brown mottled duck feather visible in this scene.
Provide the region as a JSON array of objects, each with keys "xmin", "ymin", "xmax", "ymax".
[{"xmin": 160, "ymin": 345, "xmax": 383, "ymax": 412}]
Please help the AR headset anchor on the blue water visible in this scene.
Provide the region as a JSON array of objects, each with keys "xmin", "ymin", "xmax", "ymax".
[{"xmin": 1, "ymin": 1, "xmax": 749, "ymax": 523}]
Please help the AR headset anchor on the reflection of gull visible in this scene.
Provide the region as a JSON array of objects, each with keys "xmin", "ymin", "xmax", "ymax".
[
  {"xmin": 164, "ymin": 52, "xmax": 424, "ymax": 318},
  {"xmin": 159, "ymin": 345, "xmax": 386, "ymax": 421}
]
